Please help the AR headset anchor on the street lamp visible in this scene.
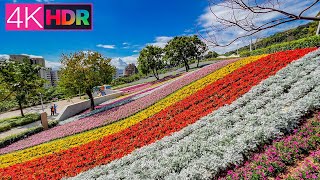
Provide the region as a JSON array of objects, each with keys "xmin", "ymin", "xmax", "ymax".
[{"xmin": 317, "ymin": 20, "xmax": 320, "ymax": 36}]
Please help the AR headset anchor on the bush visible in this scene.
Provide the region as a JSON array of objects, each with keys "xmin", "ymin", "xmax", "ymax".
[
  {"xmin": 0, "ymin": 100, "xmax": 17, "ymax": 113},
  {"xmin": 111, "ymin": 73, "xmax": 143, "ymax": 86},
  {"xmin": 0, "ymin": 113, "xmax": 40, "ymax": 133},
  {"xmin": 240, "ymin": 35, "xmax": 320, "ymax": 57}
]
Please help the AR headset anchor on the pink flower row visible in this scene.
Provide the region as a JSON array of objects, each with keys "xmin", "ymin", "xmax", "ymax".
[
  {"xmin": 117, "ymin": 74, "xmax": 182, "ymax": 94},
  {"xmin": 0, "ymin": 59, "xmax": 237, "ymax": 154},
  {"xmin": 285, "ymin": 150, "xmax": 320, "ymax": 180},
  {"xmin": 81, "ymin": 84, "xmax": 160, "ymax": 115},
  {"xmin": 219, "ymin": 113, "xmax": 320, "ymax": 180}
]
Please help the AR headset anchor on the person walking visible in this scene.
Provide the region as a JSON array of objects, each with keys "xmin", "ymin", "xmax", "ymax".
[
  {"xmin": 53, "ymin": 104, "xmax": 57, "ymax": 114},
  {"xmin": 50, "ymin": 105, "xmax": 55, "ymax": 116}
]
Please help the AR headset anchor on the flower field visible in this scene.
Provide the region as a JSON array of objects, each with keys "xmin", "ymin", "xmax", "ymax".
[
  {"xmin": 117, "ymin": 74, "xmax": 182, "ymax": 94},
  {"xmin": 219, "ymin": 113, "xmax": 320, "ymax": 180},
  {"xmin": 70, "ymin": 47, "xmax": 319, "ymax": 180},
  {"xmin": 0, "ymin": 47, "xmax": 318, "ymax": 180},
  {"xmin": 0, "ymin": 58, "xmax": 238, "ymax": 155}
]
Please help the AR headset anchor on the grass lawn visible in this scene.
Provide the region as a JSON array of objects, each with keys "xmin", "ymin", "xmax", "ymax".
[{"xmin": 0, "ymin": 114, "xmax": 40, "ymax": 133}]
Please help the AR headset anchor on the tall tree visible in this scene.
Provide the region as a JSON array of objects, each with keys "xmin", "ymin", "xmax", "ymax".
[
  {"xmin": 0, "ymin": 59, "xmax": 45, "ymax": 116},
  {"xmin": 137, "ymin": 45, "xmax": 163, "ymax": 80},
  {"xmin": 190, "ymin": 35, "xmax": 208, "ymax": 68},
  {"xmin": 59, "ymin": 51, "xmax": 115, "ymax": 110},
  {"xmin": 164, "ymin": 36, "xmax": 207, "ymax": 71}
]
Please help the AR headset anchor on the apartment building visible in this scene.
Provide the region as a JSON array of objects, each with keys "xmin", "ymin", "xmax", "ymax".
[
  {"xmin": 8, "ymin": 54, "xmax": 59, "ymax": 88},
  {"xmin": 50, "ymin": 70, "xmax": 60, "ymax": 87}
]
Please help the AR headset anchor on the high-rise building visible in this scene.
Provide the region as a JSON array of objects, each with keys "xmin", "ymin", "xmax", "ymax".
[
  {"xmin": 39, "ymin": 67, "xmax": 53, "ymax": 88},
  {"xmin": 114, "ymin": 68, "xmax": 125, "ymax": 79},
  {"xmin": 5, "ymin": 54, "xmax": 59, "ymax": 88},
  {"xmin": 9, "ymin": 54, "xmax": 45, "ymax": 67},
  {"xmin": 50, "ymin": 70, "xmax": 60, "ymax": 87}
]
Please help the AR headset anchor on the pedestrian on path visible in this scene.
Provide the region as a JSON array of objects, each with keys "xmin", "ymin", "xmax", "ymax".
[
  {"xmin": 50, "ymin": 105, "xmax": 55, "ymax": 116},
  {"xmin": 53, "ymin": 104, "xmax": 57, "ymax": 114}
]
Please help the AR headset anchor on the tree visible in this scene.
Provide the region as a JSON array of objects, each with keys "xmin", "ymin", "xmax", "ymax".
[
  {"xmin": 137, "ymin": 45, "xmax": 163, "ymax": 80},
  {"xmin": 59, "ymin": 51, "xmax": 115, "ymax": 110},
  {"xmin": 0, "ymin": 59, "xmax": 45, "ymax": 116},
  {"xmin": 190, "ymin": 35, "xmax": 208, "ymax": 68},
  {"xmin": 164, "ymin": 36, "xmax": 207, "ymax": 71},
  {"xmin": 204, "ymin": 51, "xmax": 219, "ymax": 59},
  {"xmin": 200, "ymin": 0, "xmax": 320, "ymax": 47}
]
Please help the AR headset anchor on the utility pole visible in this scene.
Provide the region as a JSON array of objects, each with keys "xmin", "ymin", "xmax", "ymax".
[
  {"xmin": 316, "ymin": 12, "xmax": 320, "ymax": 35},
  {"xmin": 317, "ymin": 20, "xmax": 320, "ymax": 35},
  {"xmin": 237, "ymin": 44, "xmax": 239, "ymax": 55}
]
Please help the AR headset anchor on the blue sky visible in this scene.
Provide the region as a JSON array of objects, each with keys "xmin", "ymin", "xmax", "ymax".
[
  {"xmin": 0, "ymin": 0, "xmax": 208, "ymax": 68},
  {"xmin": 0, "ymin": 0, "xmax": 319, "ymax": 69}
]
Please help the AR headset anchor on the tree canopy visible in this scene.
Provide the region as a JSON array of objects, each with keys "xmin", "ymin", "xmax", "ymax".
[
  {"xmin": 137, "ymin": 45, "xmax": 164, "ymax": 80},
  {"xmin": 164, "ymin": 35, "xmax": 207, "ymax": 71},
  {"xmin": 0, "ymin": 59, "xmax": 45, "ymax": 116},
  {"xmin": 59, "ymin": 51, "xmax": 115, "ymax": 110}
]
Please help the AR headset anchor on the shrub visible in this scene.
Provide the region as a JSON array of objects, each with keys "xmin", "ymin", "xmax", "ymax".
[
  {"xmin": 0, "ymin": 120, "xmax": 58, "ymax": 148},
  {"xmin": 241, "ymin": 35, "xmax": 320, "ymax": 57},
  {"xmin": 0, "ymin": 113, "xmax": 40, "ymax": 133}
]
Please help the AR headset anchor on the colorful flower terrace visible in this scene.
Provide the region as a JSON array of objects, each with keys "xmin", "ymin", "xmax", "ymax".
[{"xmin": 0, "ymin": 47, "xmax": 319, "ymax": 180}]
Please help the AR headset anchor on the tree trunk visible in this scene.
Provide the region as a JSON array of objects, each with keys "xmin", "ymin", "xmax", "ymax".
[
  {"xmin": 18, "ymin": 100, "xmax": 24, "ymax": 117},
  {"xmin": 152, "ymin": 69, "xmax": 160, "ymax": 80},
  {"xmin": 196, "ymin": 58, "xmax": 200, "ymax": 68},
  {"xmin": 86, "ymin": 89, "xmax": 95, "ymax": 110},
  {"xmin": 184, "ymin": 60, "xmax": 190, "ymax": 72}
]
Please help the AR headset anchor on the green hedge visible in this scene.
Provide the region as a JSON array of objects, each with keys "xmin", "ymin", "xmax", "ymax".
[
  {"xmin": 0, "ymin": 113, "xmax": 40, "ymax": 133},
  {"xmin": 240, "ymin": 35, "xmax": 320, "ymax": 57},
  {"xmin": 0, "ymin": 100, "xmax": 17, "ymax": 113},
  {"xmin": 0, "ymin": 120, "xmax": 58, "ymax": 148}
]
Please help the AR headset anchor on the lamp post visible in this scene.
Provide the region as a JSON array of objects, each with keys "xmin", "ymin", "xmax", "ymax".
[{"xmin": 317, "ymin": 20, "xmax": 320, "ymax": 35}]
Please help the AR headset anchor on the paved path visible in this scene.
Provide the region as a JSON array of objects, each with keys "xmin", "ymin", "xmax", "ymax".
[
  {"xmin": 0, "ymin": 97, "xmax": 84, "ymax": 121},
  {"xmin": 0, "ymin": 97, "xmax": 84, "ymax": 139},
  {"xmin": 0, "ymin": 121, "xmax": 43, "ymax": 139}
]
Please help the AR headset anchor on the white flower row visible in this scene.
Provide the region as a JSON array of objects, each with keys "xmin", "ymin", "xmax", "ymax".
[{"xmin": 70, "ymin": 49, "xmax": 320, "ymax": 180}]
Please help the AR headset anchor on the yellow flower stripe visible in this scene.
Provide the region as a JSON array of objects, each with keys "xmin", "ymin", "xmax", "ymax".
[{"xmin": 0, "ymin": 55, "xmax": 265, "ymax": 168}]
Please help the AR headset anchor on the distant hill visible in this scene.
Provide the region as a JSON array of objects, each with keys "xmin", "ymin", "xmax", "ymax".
[{"xmin": 225, "ymin": 21, "xmax": 319, "ymax": 56}]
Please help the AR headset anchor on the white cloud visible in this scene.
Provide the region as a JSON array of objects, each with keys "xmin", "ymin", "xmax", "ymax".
[
  {"xmin": 0, "ymin": 54, "xmax": 10, "ymax": 61},
  {"xmin": 112, "ymin": 54, "xmax": 139, "ymax": 69},
  {"xmin": 198, "ymin": 0, "xmax": 320, "ymax": 53},
  {"xmin": 122, "ymin": 42, "xmax": 129, "ymax": 45},
  {"xmin": 148, "ymin": 36, "xmax": 173, "ymax": 48},
  {"xmin": 121, "ymin": 54, "xmax": 139, "ymax": 64},
  {"xmin": 21, "ymin": 54, "xmax": 43, "ymax": 58},
  {"xmin": 133, "ymin": 50, "xmax": 139, "ymax": 53},
  {"xmin": 96, "ymin": 44, "xmax": 116, "ymax": 49},
  {"xmin": 45, "ymin": 60, "xmax": 61, "ymax": 70},
  {"xmin": 35, "ymin": 0, "xmax": 55, "ymax": 2},
  {"xmin": 111, "ymin": 58, "xmax": 128, "ymax": 69}
]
